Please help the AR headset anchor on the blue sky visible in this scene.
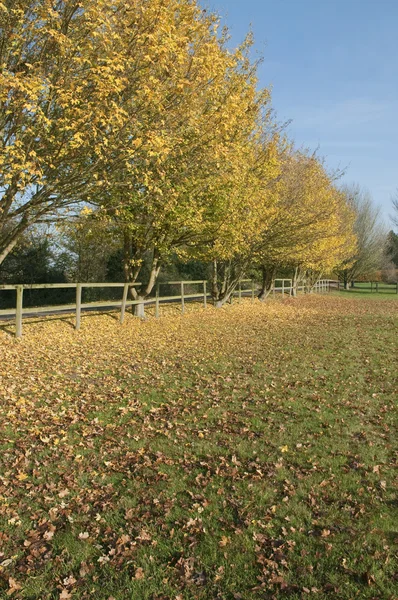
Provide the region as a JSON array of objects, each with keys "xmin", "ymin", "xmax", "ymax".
[{"xmin": 206, "ymin": 0, "xmax": 398, "ymax": 226}]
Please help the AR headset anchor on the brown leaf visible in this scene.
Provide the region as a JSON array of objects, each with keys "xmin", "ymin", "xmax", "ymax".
[
  {"xmin": 7, "ymin": 578, "xmax": 22, "ymax": 596},
  {"xmin": 134, "ymin": 567, "xmax": 145, "ymax": 580}
]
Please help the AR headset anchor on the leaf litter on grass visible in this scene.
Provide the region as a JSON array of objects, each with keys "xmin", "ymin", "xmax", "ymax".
[{"xmin": 0, "ymin": 295, "xmax": 397, "ymax": 599}]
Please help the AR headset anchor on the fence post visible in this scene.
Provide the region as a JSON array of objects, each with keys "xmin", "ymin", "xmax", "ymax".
[
  {"xmin": 273, "ymin": 281, "xmax": 275, "ymax": 298},
  {"xmin": 181, "ymin": 282, "xmax": 185, "ymax": 314},
  {"xmin": 120, "ymin": 283, "xmax": 128, "ymax": 324},
  {"xmin": 203, "ymin": 281, "xmax": 207, "ymax": 309},
  {"xmin": 238, "ymin": 280, "xmax": 242, "ymax": 303},
  {"xmin": 155, "ymin": 284, "xmax": 160, "ymax": 318},
  {"xmin": 15, "ymin": 285, "xmax": 23, "ymax": 338},
  {"xmin": 371, "ymin": 281, "xmax": 373, "ymax": 293},
  {"xmin": 251, "ymin": 279, "xmax": 255, "ymax": 302},
  {"xmin": 282, "ymin": 280, "xmax": 284, "ymax": 297},
  {"xmin": 376, "ymin": 281, "xmax": 379, "ymax": 293},
  {"xmin": 75, "ymin": 283, "xmax": 82, "ymax": 330}
]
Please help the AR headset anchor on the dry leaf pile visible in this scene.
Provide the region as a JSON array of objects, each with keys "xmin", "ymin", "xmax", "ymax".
[{"xmin": 0, "ymin": 296, "xmax": 397, "ymax": 599}]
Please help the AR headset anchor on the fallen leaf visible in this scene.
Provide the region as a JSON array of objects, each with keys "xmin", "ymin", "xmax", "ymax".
[{"xmin": 134, "ymin": 567, "xmax": 145, "ymax": 579}]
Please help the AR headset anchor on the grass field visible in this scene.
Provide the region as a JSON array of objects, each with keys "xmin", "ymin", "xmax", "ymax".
[
  {"xmin": 336, "ymin": 282, "xmax": 398, "ymax": 300},
  {"xmin": 0, "ymin": 295, "xmax": 397, "ymax": 599}
]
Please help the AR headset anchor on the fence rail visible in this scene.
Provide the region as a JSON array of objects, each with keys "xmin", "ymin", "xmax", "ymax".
[
  {"xmin": 328, "ymin": 280, "xmax": 398, "ymax": 293},
  {"xmin": 1, "ymin": 278, "xmax": 334, "ymax": 338},
  {"xmin": 351, "ymin": 281, "xmax": 398, "ymax": 293}
]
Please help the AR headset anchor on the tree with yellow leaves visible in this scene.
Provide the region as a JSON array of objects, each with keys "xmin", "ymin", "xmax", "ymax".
[
  {"xmin": 0, "ymin": 0, "xmax": 356, "ymax": 306},
  {"xmin": 93, "ymin": 5, "xmax": 280, "ymax": 315},
  {"xmin": 0, "ymin": 0, "xmax": 144, "ymax": 264},
  {"xmin": 254, "ymin": 150, "xmax": 356, "ymax": 298},
  {"xmin": 202, "ymin": 127, "xmax": 281, "ymax": 307}
]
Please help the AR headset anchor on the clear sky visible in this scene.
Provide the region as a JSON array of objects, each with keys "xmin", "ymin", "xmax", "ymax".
[{"xmin": 206, "ymin": 0, "xmax": 398, "ymax": 226}]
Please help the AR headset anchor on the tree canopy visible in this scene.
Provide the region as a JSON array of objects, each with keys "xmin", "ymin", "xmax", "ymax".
[{"xmin": 0, "ymin": 0, "xmax": 370, "ymax": 306}]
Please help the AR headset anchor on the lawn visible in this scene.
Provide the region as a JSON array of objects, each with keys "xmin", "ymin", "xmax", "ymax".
[
  {"xmin": 336, "ymin": 282, "xmax": 398, "ymax": 300},
  {"xmin": 0, "ymin": 295, "xmax": 397, "ymax": 599}
]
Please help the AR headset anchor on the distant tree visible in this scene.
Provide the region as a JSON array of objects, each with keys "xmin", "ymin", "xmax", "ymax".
[
  {"xmin": 385, "ymin": 230, "xmax": 398, "ymax": 266},
  {"xmin": 0, "ymin": 227, "xmax": 69, "ymax": 308},
  {"xmin": 0, "ymin": 228, "xmax": 62, "ymax": 284},
  {"xmin": 392, "ymin": 190, "xmax": 398, "ymax": 228},
  {"xmin": 381, "ymin": 230, "xmax": 398, "ymax": 283},
  {"xmin": 255, "ymin": 151, "xmax": 356, "ymax": 298},
  {"xmin": 335, "ymin": 185, "xmax": 386, "ymax": 288},
  {"xmin": 57, "ymin": 214, "xmax": 120, "ymax": 283}
]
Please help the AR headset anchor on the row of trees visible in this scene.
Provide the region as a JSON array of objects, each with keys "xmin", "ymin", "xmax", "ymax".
[{"xmin": 0, "ymin": 0, "xmax": 394, "ymax": 314}]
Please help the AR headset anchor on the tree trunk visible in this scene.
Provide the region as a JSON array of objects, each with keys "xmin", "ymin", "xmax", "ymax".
[
  {"xmin": 215, "ymin": 297, "xmax": 229, "ymax": 308},
  {"xmin": 305, "ymin": 269, "xmax": 322, "ymax": 293},
  {"xmin": 291, "ymin": 267, "xmax": 298, "ymax": 297},
  {"xmin": 132, "ymin": 252, "xmax": 161, "ymax": 317},
  {"xmin": 212, "ymin": 259, "xmax": 219, "ymax": 300},
  {"xmin": 291, "ymin": 266, "xmax": 304, "ymax": 297},
  {"xmin": 342, "ymin": 271, "xmax": 350, "ymax": 289},
  {"xmin": 0, "ymin": 216, "xmax": 31, "ymax": 267},
  {"xmin": 122, "ymin": 231, "xmax": 162, "ymax": 318},
  {"xmin": 258, "ymin": 266, "xmax": 276, "ymax": 301},
  {"xmin": 134, "ymin": 296, "xmax": 146, "ymax": 318},
  {"xmin": 0, "ymin": 237, "xmax": 20, "ymax": 266},
  {"xmin": 211, "ymin": 258, "xmax": 246, "ymax": 307}
]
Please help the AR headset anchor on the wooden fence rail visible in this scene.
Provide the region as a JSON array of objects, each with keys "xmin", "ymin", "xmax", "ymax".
[
  {"xmin": 1, "ymin": 278, "xmax": 335, "ymax": 338},
  {"xmin": 352, "ymin": 281, "xmax": 398, "ymax": 293},
  {"xmin": 328, "ymin": 280, "xmax": 398, "ymax": 293}
]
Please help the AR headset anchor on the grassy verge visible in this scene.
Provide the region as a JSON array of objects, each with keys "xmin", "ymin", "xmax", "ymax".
[
  {"xmin": 0, "ymin": 295, "xmax": 397, "ymax": 599},
  {"xmin": 332, "ymin": 287, "xmax": 398, "ymax": 300}
]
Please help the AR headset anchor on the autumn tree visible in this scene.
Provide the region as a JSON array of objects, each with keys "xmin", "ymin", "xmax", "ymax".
[
  {"xmin": 205, "ymin": 129, "xmax": 281, "ymax": 307},
  {"xmin": 254, "ymin": 151, "xmax": 356, "ymax": 298},
  {"xmin": 0, "ymin": 0, "xmax": 151, "ymax": 265},
  {"xmin": 91, "ymin": 4, "xmax": 281, "ymax": 315},
  {"xmin": 335, "ymin": 185, "xmax": 386, "ymax": 288}
]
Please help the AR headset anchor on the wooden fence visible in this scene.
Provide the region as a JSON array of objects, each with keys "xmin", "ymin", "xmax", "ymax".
[
  {"xmin": 349, "ymin": 281, "xmax": 398, "ymax": 293},
  {"xmin": 0, "ymin": 278, "xmax": 332, "ymax": 338}
]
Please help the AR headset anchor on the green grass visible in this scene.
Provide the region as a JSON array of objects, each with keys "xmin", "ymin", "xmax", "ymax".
[
  {"xmin": 0, "ymin": 295, "xmax": 397, "ymax": 599},
  {"xmin": 333, "ymin": 282, "xmax": 398, "ymax": 299}
]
